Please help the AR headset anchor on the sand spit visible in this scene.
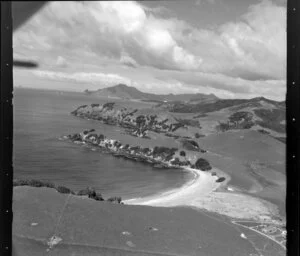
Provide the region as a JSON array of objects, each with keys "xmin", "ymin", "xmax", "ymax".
[{"xmin": 125, "ymin": 167, "xmax": 280, "ymax": 222}]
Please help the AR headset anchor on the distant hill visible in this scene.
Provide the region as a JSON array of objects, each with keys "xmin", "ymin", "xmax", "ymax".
[
  {"xmin": 156, "ymin": 96, "xmax": 285, "ymax": 113},
  {"xmin": 155, "ymin": 96, "xmax": 286, "ymax": 136},
  {"xmin": 84, "ymin": 84, "xmax": 218, "ymax": 104},
  {"xmin": 83, "ymin": 84, "xmax": 285, "ymax": 137}
]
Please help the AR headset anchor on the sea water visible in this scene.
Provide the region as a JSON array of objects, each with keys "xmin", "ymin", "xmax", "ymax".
[{"xmin": 13, "ymin": 87, "xmax": 191, "ymax": 200}]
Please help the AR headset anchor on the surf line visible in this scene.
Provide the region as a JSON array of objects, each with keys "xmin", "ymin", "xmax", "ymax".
[{"xmin": 124, "ymin": 166, "xmax": 221, "ymax": 207}]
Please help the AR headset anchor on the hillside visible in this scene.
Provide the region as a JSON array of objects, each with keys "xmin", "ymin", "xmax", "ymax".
[
  {"xmin": 156, "ymin": 97, "xmax": 284, "ymax": 113},
  {"xmin": 71, "ymin": 93, "xmax": 286, "ymax": 142},
  {"xmin": 155, "ymin": 96, "xmax": 286, "ymax": 137},
  {"xmin": 84, "ymin": 84, "xmax": 218, "ymax": 103},
  {"xmin": 13, "ymin": 186, "xmax": 285, "ymax": 256}
]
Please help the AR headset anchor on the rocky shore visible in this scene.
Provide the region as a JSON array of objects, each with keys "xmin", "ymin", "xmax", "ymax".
[
  {"xmin": 63, "ymin": 129, "xmax": 221, "ymax": 175},
  {"xmin": 71, "ymin": 102, "xmax": 188, "ymax": 139}
]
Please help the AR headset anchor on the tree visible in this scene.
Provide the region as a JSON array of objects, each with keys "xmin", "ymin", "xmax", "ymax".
[
  {"xmin": 216, "ymin": 177, "xmax": 226, "ymax": 183},
  {"xmin": 180, "ymin": 150, "xmax": 186, "ymax": 157},
  {"xmin": 107, "ymin": 196, "xmax": 122, "ymax": 204},
  {"xmin": 123, "ymin": 144, "xmax": 130, "ymax": 150},
  {"xmin": 103, "ymin": 102, "xmax": 115, "ymax": 109},
  {"xmin": 229, "ymin": 111, "xmax": 253, "ymax": 123},
  {"xmin": 136, "ymin": 115, "xmax": 146, "ymax": 128},
  {"xmin": 142, "ymin": 148, "xmax": 150, "ymax": 154},
  {"xmin": 98, "ymin": 134, "xmax": 105, "ymax": 140},
  {"xmin": 216, "ymin": 121, "xmax": 230, "ymax": 132},
  {"xmin": 194, "ymin": 158, "xmax": 212, "ymax": 171}
]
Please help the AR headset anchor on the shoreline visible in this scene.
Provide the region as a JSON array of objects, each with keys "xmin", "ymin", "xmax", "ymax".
[
  {"xmin": 125, "ymin": 166, "xmax": 284, "ymax": 225},
  {"xmin": 65, "ymin": 131, "xmax": 284, "ymax": 224},
  {"xmin": 124, "ymin": 167, "xmax": 220, "ymax": 206}
]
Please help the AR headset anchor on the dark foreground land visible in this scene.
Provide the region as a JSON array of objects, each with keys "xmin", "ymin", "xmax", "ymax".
[{"xmin": 13, "ymin": 186, "xmax": 285, "ymax": 256}]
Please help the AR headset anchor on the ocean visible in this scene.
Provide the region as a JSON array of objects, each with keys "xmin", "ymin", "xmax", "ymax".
[{"xmin": 13, "ymin": 87, "xmax": 190, "ymax": 200}]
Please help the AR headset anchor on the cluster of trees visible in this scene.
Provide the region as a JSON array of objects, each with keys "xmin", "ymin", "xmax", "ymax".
[
  {"xmin": 77, "ymin": 187, "xmax": 104, "ymax": 201},
  {"xmin": 170, "ymin": 157, "xmax": 191, "ymax": 166},
  {"xmin": 69, "ymin": 130, "xmax": 213, "ymax": 172},
  {"xmin": 169, "ymin": 122, "xmax": 185, "ymax": 132},
  {"xmin": 152, "ymin": 146, "xmax": 178, "ymax": 161},
  {"xmin": 257, "ymin": 129, "xmax": 270, "ymax": 135},
  {"xmin": 13, "ymin": 179, "xmax": 124, "ymax": 204},
  {"xmin": 181, "ymin": 139, "xmax": 200, "ymax": 151},
  {"xmin": 229, "ymin": 111, "xmax": 253, "ymax": 123},
  {"xmin": 73, "ymin": 102, "xmax": 202, "ymax": 138},
  {"xmin": 103, "ymin": 102, "xmax": 115, "ymax": 110},
  {"xmin": 175, "ymin": 118, "xmax": 201, "ymax": 128},
  {"xmin": 215, "ymin": 122, "xmax": 231, "ymax": 132},
  {"xmin": 194, "ymin": 133, "xmax": 205, "ymax": 139},
  {"xmin": 129, "ymin": 114, "xmax": 190, "ymax": 136},
  {"xmin": 216, "ymin": 111, "xmax": 255, "ymax": 132},
  {"xmin": 193, "ymin": 158, "xmax": 212, "ymax": 171},
  {"xmin": 216, "ymin": 177, "xmax": 226, "ymax": 183},
  {"xmin": 83, "ymin": 129, "xmax": 95, "ymax": 135}
]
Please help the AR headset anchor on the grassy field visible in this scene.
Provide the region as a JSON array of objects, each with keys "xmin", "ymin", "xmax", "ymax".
[
  {"xmin": 13, "ymin": 186, "xmax": 285, "ymax": 256},
  {"xmin": 196, "ymin": 129, "xmax": 286, "ymax": 217}
]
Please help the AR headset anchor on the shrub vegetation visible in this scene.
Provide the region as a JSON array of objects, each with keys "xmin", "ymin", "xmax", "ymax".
[
  {"xmin": 56, "ymin": 186, "xmax": 75, "ymax": 194},
  {"xmin": 194, "ymin": 158, "xmax": 212, "ymax": 171},
  {"xmin": 181, "ymin": 140, "xmax": 200, "ymax": 151},
  {"xmin": 180, "ymin": 150, "xmax": 186, "ymax": 157},
  {"xmin": 107, "ymin": 196, "xmax": 122, "ymax": 204},
  {"xmin": 13, "ymin": 179, "xmax": 55, "ymax": 188}
]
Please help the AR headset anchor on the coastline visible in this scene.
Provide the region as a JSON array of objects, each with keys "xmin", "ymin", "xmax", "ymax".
[
  {"xmin": 124, "ymin": 167, "xmax": 220, "ymax": 206},
  {"xmin": 125, "ymin": 166, "xmax": 283, "ymax": 224},
  {"xmin": 66, "ymin": 131, "xmax": 284, "ymax": 224}
]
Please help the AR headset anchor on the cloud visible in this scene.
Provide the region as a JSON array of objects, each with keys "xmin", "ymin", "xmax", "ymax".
[
  {"xmin": 143, "ymin": 5, "xmax": 174, "ymax": 16},
  {"xmin": 218, "ymin": 0, "xmax": 286, "ymax": 80},
  {"xmin": 120, "ymin": 53, "xmax": 138, "ymax": 68},
  {"xmin": 55, "ymin": 56, "xmax": 68, "ymax": 68},
  {"xmin": 13, "ymin": 1, "xmax": 202, "ymax": 71},
  {"xmin": 195, "ymin": 0, "xmax": 216, "ymax": 6},
  {"xmin": 33, "ymin": 70, "xmax": 132, "ymax": 87},
  {"xmin": 14, "ymin": 1, "xmax": 285, "ymax": 77},
  {"xmin": 164, "ymin": 0, "xmax": 286, "ymax": 81},
  {"xmin": 13, "ymin": 0, "xmax": 286, "ymax": 100},
  {"xmin": 154, "ymin": 69, "xmax": 286, "ymax": 100}
]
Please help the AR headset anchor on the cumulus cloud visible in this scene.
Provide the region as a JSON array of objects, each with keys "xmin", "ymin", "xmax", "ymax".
[
  {"xmin": 13, "ymin": 0, "xmax": 286, "ymax": 99},
  {"xmin": 120, "ymin": 53, "xmax": 138, "ymax": 68},
  {"xmin": 218, "ymin": 0, "xmax": 286, "ymax": 80},
  {"xmin": 161, "ymin": 0, "xmax": 286, "ymax": 80},
  {"xmin": 13, "ymin": 1, "xmax": 202, "ymax": 71},
  {"xmin": 14, "ymin": 0, "xmax": 285, "ymax": 77}
]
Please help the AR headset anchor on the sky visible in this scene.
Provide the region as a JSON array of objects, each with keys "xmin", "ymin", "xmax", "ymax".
[{"xmin": 13, "ymin": 0, "xmax": 287, "ymax": 100}]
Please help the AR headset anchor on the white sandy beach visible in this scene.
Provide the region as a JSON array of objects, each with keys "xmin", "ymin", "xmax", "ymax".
[
  {"xmin": 125, "ymin": 167, "xmax": 220, "ymax": 206},
  {"xmin": 125, "ymin": 167, "xmax": 280, "ymax": 222}
]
